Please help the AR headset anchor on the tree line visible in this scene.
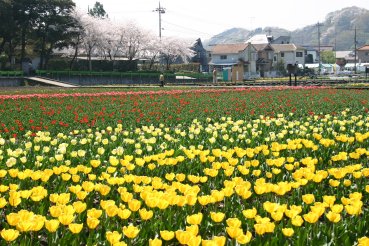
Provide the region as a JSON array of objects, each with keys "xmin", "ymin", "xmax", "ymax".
[{"xmin": 0, "ymin": 0, "xmax": 194, "ymax": 71}]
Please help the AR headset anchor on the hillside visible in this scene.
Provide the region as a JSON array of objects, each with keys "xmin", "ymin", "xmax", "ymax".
[{"xmin": 205, "ymin": 6, "xmax": 369, "ymax": 51}]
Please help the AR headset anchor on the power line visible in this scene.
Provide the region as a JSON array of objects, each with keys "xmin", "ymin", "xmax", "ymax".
[
  {"xmin": 168, "ymin": 10, "xmax": 229, "ymax": 28},
  {"xmin": 162, "ymin": 20, "xmax": 214, "ymax": 37}
]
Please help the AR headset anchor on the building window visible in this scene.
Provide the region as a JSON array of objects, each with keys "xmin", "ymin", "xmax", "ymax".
[
  {"xmin": 296, "ymin": 52, "xmax": 303, "ymax": 57},
  {"xmin": 274, "ymin": 56, "xmax": 277, "ymax": 61},
  {"xmin": 281, "ymin": 52, "xmax": 284, "ymax": 58},
  {"xmin": 209, "ymin": 53, "xmax": 212, "ymax": 58},
  {"xmin": 220, "ymin": 55, "xmax": 227, "ymax": 60},
  {"xmin": 366, "ymin": 52, "xmax": 369, "ymax": 56}
]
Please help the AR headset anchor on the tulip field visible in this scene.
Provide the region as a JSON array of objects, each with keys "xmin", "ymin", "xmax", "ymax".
[{"xmin": 1, "ymin": 86, "xmax": 369, "ymax": 245}]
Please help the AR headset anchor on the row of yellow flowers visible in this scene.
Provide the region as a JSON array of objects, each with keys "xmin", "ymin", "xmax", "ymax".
[{"xmin": 1, "ymin": 111, "xmax": 369, "ymax": 245}]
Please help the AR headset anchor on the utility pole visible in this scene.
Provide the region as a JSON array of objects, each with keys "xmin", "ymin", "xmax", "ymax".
[
  {"xmin": 354, "ymin": 26, "xmax": 357, "ymax": 74},
  {"xmin": 154, "ymin": 2, "xmax": 165, "ymax": 39},
  {"xmin": 316, "ymin": 22, "xmax": 324, "ymax": 74}
]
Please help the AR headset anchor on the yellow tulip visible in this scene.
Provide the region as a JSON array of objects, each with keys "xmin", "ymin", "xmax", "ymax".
[
  {"xmin": 8, "ymin": 191, "xmax": 21, "ymax": 207},
  {"xmin": 122, "ymin": 225, "xmax": 140, "ymax": 239},
  {"xmin": 45, "ymin": 219, "xmax": 60, "ymax": 232},
  {"xmin": 201, "ymin": 239, "xmax": 218, "ymax": 246},
  {"xmin": 149, "ymin": 238, "xmax": 162, "ymax": 246},
  {"xmin": 343, "ymin": 179, "xmax": 352, "ymax": 187},
  {"xmin": 58, "ymin": 214, "xmax": 75, "ymax": 225},
  {"xmin": 112, "ymin": 242, "xmax": 127, "ymax": 246},
  {"xmin": 236, "ymin": 231, "xmax": 252, "ymax": 244},
  {"xmin": 187, "ymin": 213, "xmax": 203, "ymax": 225},
  {"xmin": 6, "ymin": 213, "xmax": 20, "ymax": 226},
  {"xmin": 226, "ymin": 218, "xmax": 242, "ymax": 228},
  {"xmin": 212, "ymin": 236, "xmax": 226, "ymax": 246},
  {"xmin": 98, "ymin": 184, "xmax": 111, "ymax": 196},
  {"xmin": 73, "ymin": 201, "xmax": 87, "ymax": 214},
  {"xmin": 139, "ymin": 208, "xmax": 153, "ymax": 221},
  {"xmin": 175, "ymin": 230, "xmax": 200, "ymax": 245},
  {"xmin": 187, "ymin": 235, "xmax": 202, "ymax": 246},
  {"xmin": 30, "ymin": 186, "xmax": 48, "ymax": 202},
  {"xmin": 0, "ymin": 197, "xmax": 7, "ymax": 208},
  {"xmin": 226, "ymin": 227, "xmax": 242, "ymax": 238},
  {"xmin": 323, "ymin": 196, "xmax": 336, "ymax": 207},
  {"xmin": 49, "ymin": 205, "xmax": 63, "ymax": 218},
  {"xmin": 106, "ymin": 231, "xmax": 122, "ymax": 245},
  {"xmin": 345, "ymin": 204, "xmax": 362, "ymax": 215},
  {"xmin": 271, "ymin": 211, "xmax": 284, "ymax": 221},
  {"xmin": 87, "ymin": 208, "xmax": 103, "ymax": 219},
  {"xmin": 72, "ymin": 174, "xmax": 80, "ymax": 182},
  {"xmin": 31, "ymin": 215, "xmax": 45, "ymax": 231},
  {"xmin": 160, "ymin": 230, "xmax": 175, "ymax": 241},
  {"xmin": 0, "ymin": 184, "xmax": 9, "ymax": 192},
  {"xmin": 90, "ymin": 159, "xmax": 101, "ymax": 168},
  {"xmin": 80, "ymin": 182, "xmax": 95, "ymax": 193},
  {"xmin": 117, "ymin": 209, "xmax": 131, "ymax": 220},
  {"xmin": 358, "ymin": 237, "xmax": 369, "ymax": 246},
  {"xmin": 68, "ymin": 223, "xmax": 83, "ymax": 234},
  {"xmin": 186, "ymin": 195, "xmax": 198, "ymax": 206},
  {"xmin": 16, "ymin": 221, "xmax": 33, "ymax": 232},
  {"xmin": 87, "ymin": 217, "xmax": 100, "ymax": 229},
  {"xmin": 128, "ymin": 199, "xmax": 141, "ymax": 212},
  {"xmin": 302, "ymin": 194, "xmax": 315, "ymax": 204},
  {"xmin": 210, "ymin": 212, "xmax": 225, "ymax": 223},
  {"xmin": 331, "ymin": 204, "xmax": 344, "ymax": 213},
  {"xmin": 254, "ymin": 223, "xmax": 266, "ymax": 235},
  {"xmin": 61, "ymin": 173, "xmax": 71, "ymax": 181},
  {"xmin": 1, "ymin": 229, "xmax": 20, "ymax": 242},
  {"xmin": 282, "ymin": 228, "xmax": 294, "ymax": 237},
  {"xmin": 105, "ymin": 205, "xmax": 119, "ymax": 217},
  {"xmin": 186, "ymin": 225, "xmax": 199, "ymax": 236},
  {"xmin": 326, "ymin": 211, "xmax": 341, "ymax": 223},
  {"xmin": 242, "ymin": 208, "xmax": 257, "ymax": 219},
  {"xmin": 303, "ymin": 212, "xmax": 320, "ymax": 224}
]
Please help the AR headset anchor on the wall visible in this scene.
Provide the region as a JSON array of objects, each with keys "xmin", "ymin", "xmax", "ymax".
[
  {"xmin": 211, "ymin": 54, "xmax": 240, "ymax": 64},
  {"xmin": 0, "ymin": 77, "xmax": 23, "ymax": 87}
]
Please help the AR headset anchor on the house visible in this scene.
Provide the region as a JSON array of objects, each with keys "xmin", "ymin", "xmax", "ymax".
[
  {"xmin": 303, "ymin": 45, "xmax": 334, "ymax": 64},
  {"xmin": 208, "ymin": 43, "xmax": 257, "ymax": 81},
  {"xmin": 245, "ymin": 34, "xmax": 269, "ymax": 44},
  {"xmin": 271, "ymin": 36, "xmax": 291, "ymax": 44},
  {"xmin": 253, "ymin": 44, "xmax": 274, "ymax": 77},
  {"xmin": 271, "ymin": 44, "xmax": 305, "ymax": 69},
  {"xmin": 190, "ymin": 38, "xmax": 209, "ymax": 72},
  {"xmin": 335, "ymin": 51, "xmax": 356, "ymax": 69},
  {"xmin": 357, "ymin": 45, "xmax": 369, "ymax": 63}
]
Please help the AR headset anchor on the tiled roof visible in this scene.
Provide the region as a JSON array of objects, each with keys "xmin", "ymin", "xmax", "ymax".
[
  {"xmin": 252, "ymin": 44, "xmax": 267, "ymax": 51},
  {"xmin": 211, "ymin": 43, "xmax": 248, "ymax": 54},
  {"xmin": 271, "ymin": 44, "xmax": 304, "ymax": 52},
  {"xmin": 253, "ymin": 44, "xmax": 273, "ymax": 51},
  {"xmin": 335, "ymin": 51, "xmax": 354, "ymax": 59},
  {"xmin": 358, "ymin": 45, "xmax": 369, "ymax": 51},
  {"xmin": 245, "ymin": 34, "xmax": 269, "ymax": 44}
]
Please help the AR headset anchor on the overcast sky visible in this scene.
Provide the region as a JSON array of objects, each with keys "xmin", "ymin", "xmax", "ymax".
[{"xmin": 74, "ymin": 0, "xmax": 369, "ymax": 40}]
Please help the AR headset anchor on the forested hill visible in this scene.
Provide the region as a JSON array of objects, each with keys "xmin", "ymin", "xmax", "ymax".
[{"xmin": 205, "ymin": 6, "xmax": 369, "ymax": 50}]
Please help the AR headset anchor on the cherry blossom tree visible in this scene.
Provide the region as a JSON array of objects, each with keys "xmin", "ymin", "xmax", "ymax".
[
  {"xmin": 67, "ymin": 8, "xmax": 195, "ymax": 71},
  {"xmin": 159, "ymin": 37, "xmax": 194, "ymax": 70}
]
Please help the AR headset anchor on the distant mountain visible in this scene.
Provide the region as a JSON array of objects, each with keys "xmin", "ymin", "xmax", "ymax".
[
  {"xmin": 204, "ymin": 6, "xmax": 369, "ymax": 51},
  {"xmin": 206, "ymin": 28, "xmax": 251, "ymax": 46}
]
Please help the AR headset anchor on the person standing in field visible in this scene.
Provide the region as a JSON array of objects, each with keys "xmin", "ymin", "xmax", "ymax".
[
  {"xmin": 213, "ymin": 68, "xmax": 217, "ymax": 83},
  {"xmin": 160, "ymin": 73, "xmax": 165, "ymax": 87}
]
